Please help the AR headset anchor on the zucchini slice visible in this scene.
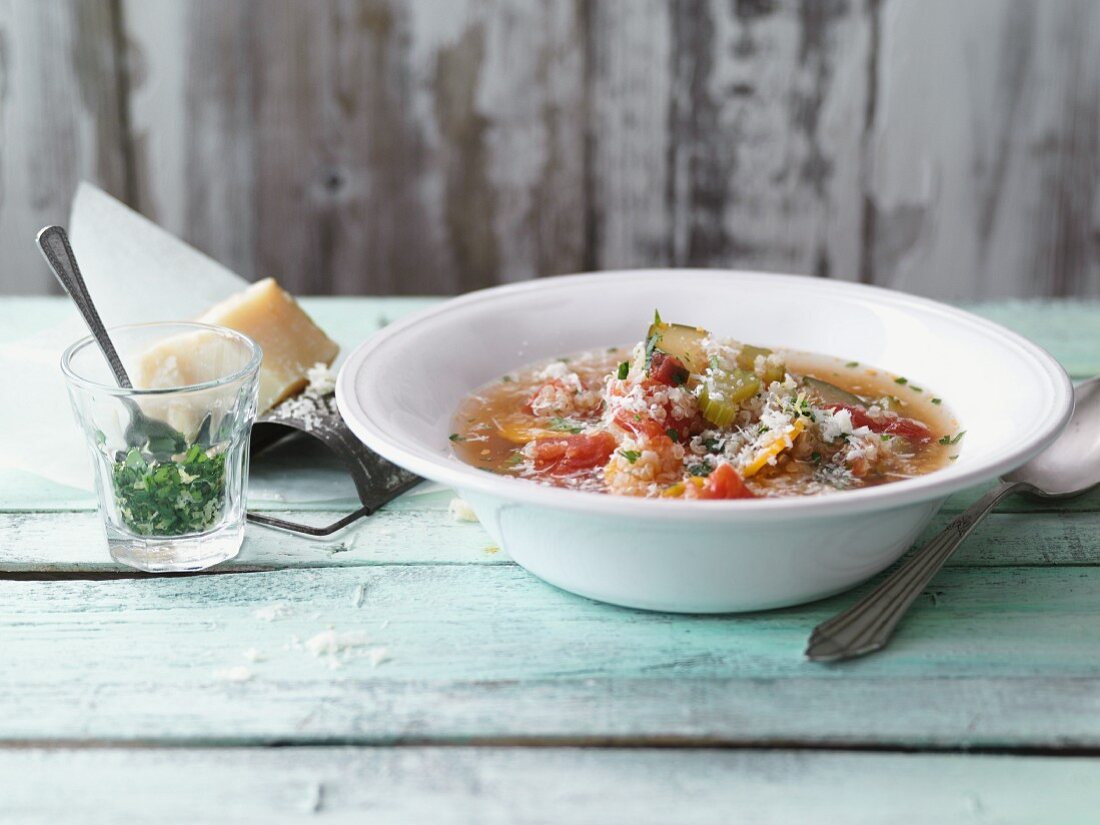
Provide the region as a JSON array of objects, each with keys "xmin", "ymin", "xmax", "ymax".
[
  {"xmin": 801, "ymin": 376, "xmax": 865, "ymax": 407},
  {"xmin": 646, "ymin": 319, "xmax": 709, "ymax": 374}
]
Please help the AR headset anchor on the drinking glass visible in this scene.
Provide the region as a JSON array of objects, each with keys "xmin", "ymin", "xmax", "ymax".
[{"xmin": 62, "ymin": 322, "xmax": 261, "ymax": 572}]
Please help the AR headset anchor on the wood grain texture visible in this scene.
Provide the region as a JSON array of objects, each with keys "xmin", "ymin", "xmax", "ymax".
[
  {"xmin": 4, "ymin": 500, "xmax": 1100, "ymax": 573},
  {"xmin": 123, "ymin": 0, "xmax": 586, "ymax": 295},
  {"xmin": 867, "ymin": 0, "xmax": 1100, "ymax": 299},
  {"xmin": 0, "ymin": 0, "xmax": 129, "ymax": 293},
  {"xmin": 5, "ymin": 747, "xmax": 1100, "ymax": 824},
  {"xmin": 4, "ymin": 563, "xmax": 1100, "ymax": 746},
  {"xmin": 4, "ymin": 2, "xmax": 1100, "ymax": 298},
  {"xmin": 123, "ymin": 0, "xmax": 256, "ymax": 281},
  {"xmin": 589, "ymin": 0, "xmax": 869, "ymax": 281}
]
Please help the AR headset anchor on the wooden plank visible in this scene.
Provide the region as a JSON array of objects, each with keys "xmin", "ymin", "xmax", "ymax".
[
  {"xmin": 867, "ymin": 0, "xmax": 1100, "ymax": 299},
  {"xmin": 4, "ymin": 503, "xmax": 1100, "ymax": 573},
  {"xmin": 588, "ymin": 0, "xmax": 869, "ymax": 280},
  {"xmin": 121, "ymin": 0, "xmax": 256, "ymax": 281},
  {"xmin": 0, "ymin": 0, "xmax": 130, "ymax": 293},
  {"xmin": 4, "ymin": 563, "xmax": 1100, "ymax": 746},
  {"xmin": 0, "ymin": 491, "xmax": 507, "ymax": 572},
  {"xmin": 124, "ymin": 0, "xmax": 586, "ymax": 296},
  {"xmin": 966, "ymin": 299, "xmax": 1100, "ymax": 378},
  {"xmin": 5, "ymin": 747, "xmax": 1100, "ymax": 824}
]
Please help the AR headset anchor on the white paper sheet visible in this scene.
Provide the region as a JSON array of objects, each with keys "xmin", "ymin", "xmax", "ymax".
[{"xmin": 0, "ymin": 183, "xmax": 248, "ymax": 490}]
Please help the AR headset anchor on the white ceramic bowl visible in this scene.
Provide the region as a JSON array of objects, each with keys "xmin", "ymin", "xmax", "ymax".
[{"xmin": 337, "ymin": 271, "xmax": 1073, "ymax": 613}]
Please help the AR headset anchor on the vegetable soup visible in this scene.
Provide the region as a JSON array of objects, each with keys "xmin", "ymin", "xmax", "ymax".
[{"xmin": 451, "ymin": 314, "xmax": 960, "ymax": 500}]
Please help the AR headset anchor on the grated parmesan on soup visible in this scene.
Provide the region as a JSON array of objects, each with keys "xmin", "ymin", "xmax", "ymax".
[{"xmin": 451, "ymin": 315, "xmax": 958, "ymax": 500}]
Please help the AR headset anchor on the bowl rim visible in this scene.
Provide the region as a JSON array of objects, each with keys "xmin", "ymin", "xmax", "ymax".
[{"xmin": 336, "ymin": 269, "xmax": 1075, "ymax": 523}]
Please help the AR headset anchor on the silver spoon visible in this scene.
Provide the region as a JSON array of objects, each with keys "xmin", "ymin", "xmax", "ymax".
[
  {"xmin": 806, "ymin": 375, "xmax": 1099, "ymax": 662},
  {"xmin": 37, "ymin": 225, "xmax": 186, "ymax": 454}
]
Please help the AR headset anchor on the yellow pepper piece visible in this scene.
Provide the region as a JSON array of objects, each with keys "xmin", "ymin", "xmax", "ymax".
[
  {"xmin": 497, "ymin": 416, "xmax": 555, "ymax": 444},
  {"xmin": 742, "ymin": 419, "xmax": 807, "ymax": 478},
  {"xmin": 663, "ymin": 477, "xmax": 704, "ymax": 497},
  {"xmin": 662, "ymin": 482, "xmax": 686, "ymax": 498}
]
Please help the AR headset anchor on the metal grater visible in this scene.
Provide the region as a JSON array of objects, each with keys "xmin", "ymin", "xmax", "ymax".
[{"xmin": 246, "ymin": 388, "xmax": 421, "ymax": 536}]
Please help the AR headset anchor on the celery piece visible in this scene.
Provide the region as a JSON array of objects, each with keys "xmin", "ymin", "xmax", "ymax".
[{"xmin": 697, "ymin": 369, "xmax": 760, "ymax": 427}]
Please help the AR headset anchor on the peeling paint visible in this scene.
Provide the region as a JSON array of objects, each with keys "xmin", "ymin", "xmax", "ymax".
[
  {"xmin": 71, "ymin": 0, "xmax": 127, "ymax": 198},
  {"xmin": 0, "ymin": 22, "xmax": 9, "ymax": 222},
  {"xmin": 667, "ymin": 1, "xmax": 737, "ymax": 263},
  {"xmin": 873, "ymin": 201, "xmax": 927, "ymax": 279},
  {"xmin": 975, "ymin": 0, "xmax": 1035, "ymax": 256},
  {"xmin": 792, "ymin": 0, "xmax": 847, "ymax": 198},
  {"xmin": 433, "ymin": 22, "xmax": 499, "ymax": 289}
]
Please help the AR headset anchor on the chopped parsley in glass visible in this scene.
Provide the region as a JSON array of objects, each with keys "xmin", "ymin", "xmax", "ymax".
[{"xmin": 112, "ymin": 444, "xmax": 227, "ymax": 536}]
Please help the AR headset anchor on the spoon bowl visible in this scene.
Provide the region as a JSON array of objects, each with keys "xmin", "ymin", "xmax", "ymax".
[{"xmin": 1005, "ymin": 377, "xmax": 1100, "ymax": 498}]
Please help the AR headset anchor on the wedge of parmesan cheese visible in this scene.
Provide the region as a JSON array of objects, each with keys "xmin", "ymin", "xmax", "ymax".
[
  {"xmin": 137, "ymin": 278, "xmax": 337, "ymax": 409},
  {"xmin": 197, "ymin": 279, "xmax": 339, "ymax": 411}
]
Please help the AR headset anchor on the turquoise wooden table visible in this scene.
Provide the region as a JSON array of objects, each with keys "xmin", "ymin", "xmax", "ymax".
[{"xmin": 4, "ymin": 297, "xmax": 1100, "ymax": 823}]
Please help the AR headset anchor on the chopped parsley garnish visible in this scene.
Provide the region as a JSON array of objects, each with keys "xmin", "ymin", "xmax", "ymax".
[
  {"xmin": 617, "ymin": 361, "xmax": 629, "ymax": 380},
  {"xmin": 548, "ymin": 417, "xmax": 584, "ymax": 434},
  {"xmin": 687, "ymin": 463, "xmax": 712, "ymax": 477},
  {"xmin": 811, "ymin": 451, "xmax": 822, "ymax": 464},
  {"xmin": 619, "ymin": 449, "xmax": 641, "ymax": 464},
  {"xmin": 644, "ymin": 310, "xmax": 664, "ymax": 369},
  {"xmin": 938, "ymin": 431, "xmax": 966, "ymax": 446},
  {"xmin": 931, "ymin": 398, "xmax": 942, "ymax": 405},
  {"xmin": 449, "ymin": 433, "xmax": 466, "ymax": 442},
  {"xmin": 881, "ymin": 434, "xmax": 893, "ymax": 441},
  {"xmin": 788, "ymin": 397, "xmax": 816, "ymax": 421},
  {"xmin": 703, "ymin": 437, "xmax": 721, "ymax": 453},
  {"xmin": 112, "ymin": 445, "xmax": 226, "ymax": 537},
  {"xmin": 666, "ymin": 428, "xmax": 679, "ymax": 442},
  {"xmin": 909, "ymin": 385, "xmax": 923, "ymax": 393},
  {"xmin": 894, "ymin": 377, "xmax": 908, "ymax": 385},
  {"xmin": 505, "ymin": 453, "xmax": 524, "ymax": 467},
  {"xmin": 950, "ymin": 455, "xmax": 959, "ymax": 460},
  {"xmin": 501, "ymin": 375, "xmax": 514, "ymax": 383},
  {"xmin": 845, "ymin": 361, "xmax": 859, "ymax": 368}
]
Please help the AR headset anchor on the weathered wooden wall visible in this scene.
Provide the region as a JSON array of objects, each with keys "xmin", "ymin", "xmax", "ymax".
[{"xmin": 1, "ymin": 0, "xmax": 1098, "ymax": 299}]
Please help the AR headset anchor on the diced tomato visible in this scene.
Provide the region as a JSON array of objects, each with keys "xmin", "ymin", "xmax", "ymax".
[
  {"xmin": 824, "ymin": 404, "xmax": 932, "ymax": 444},
  {"xmin": 613, "ymin": 408, "xmax": 667, "ymax": 441},
  {"xmin": 611, "ymin": 376, "xmax": 703, "ymax": 443},
  {"xmin": 530, "ymin": 431, "xmax": 617, "ymax": 476},
  {"xmin": 689, "ymin": 463, "xmax": 757, "ymax": 500},
  {"xmin": 649, "ymin": 352, "xmax": 690, "ymax": 387},
  {"xmin": 881, "ymin": 417, "xmax": 933, "ymax": 444}
]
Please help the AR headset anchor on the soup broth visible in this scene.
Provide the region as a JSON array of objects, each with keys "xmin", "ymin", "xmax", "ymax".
[{"xmin": 451, "ymin": 318, "xmax": 959, "ymax": 500}]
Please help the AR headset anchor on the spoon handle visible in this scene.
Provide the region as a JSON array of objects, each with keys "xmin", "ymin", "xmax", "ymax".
[
  {"xmin": 805, "ymin": 480, "xmax": 1026, "ymax": 662},
  {"xmin": 37, "ymin": 225, "xmax": 132, "ymax": 388}
]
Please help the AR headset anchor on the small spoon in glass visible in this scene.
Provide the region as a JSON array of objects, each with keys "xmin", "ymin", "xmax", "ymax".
[
  {"xmin": 806, "ymin": 375, "xmax": 1100, "ymax": 662},
  {"xmin": 37, "ymin": 225, "xmax": 186, "ymax": 453}
]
